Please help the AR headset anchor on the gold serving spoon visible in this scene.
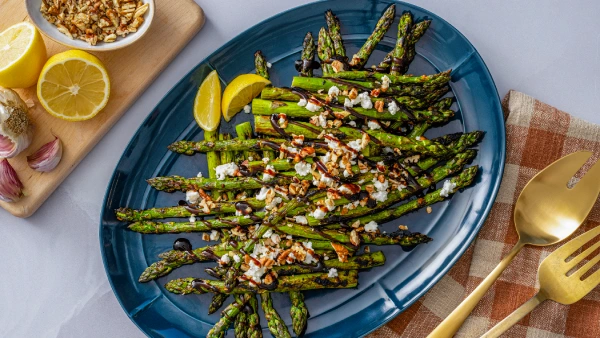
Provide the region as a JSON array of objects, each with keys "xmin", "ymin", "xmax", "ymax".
[
  {"xmin": 428, "ymin": 151, "xmax": 600, "ymax": 337},
  {"xmin": 481, "ymin": 225, "xmax": 600, "ymax": 337}
]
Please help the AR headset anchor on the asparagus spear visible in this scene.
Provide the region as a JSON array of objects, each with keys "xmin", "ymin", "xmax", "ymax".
[
  {"xmin": 261, "ymin": 293, "xmax": 292, "ymax": 338},
  {"xmin": 207, "ymin": 293, "xmax": 251, "ymax": 338},
  {"xmin": 147, "ymin": 174, "xmax": 304, "ymax": 193},
  {"xmin": 139, "ymin": 238, "xmax": 346, "ymax": 283},
  {"xmin": 255, "ymin": 51, "xmax": 270, "ymax": 80},
  {"xmin": 390, "ymin": 12, "xmax": 413, "ymax": 76},
  {"xmin": 209, "ymin": 293, "xmax": 230, "ymax": 315},
  {"xmin": 274, "ymin": 251, "xmax": 385, "ymax": 276},
  {"xmin": 407, "ymin": 122, "xmax": 431, "ymax": 138},
  {"xmin": 317, "ymin": 27, "xmax": 335, "ymax": 74},
  {"xmin": 234, "ymin": 294, "xmax": 249, "ymax": 338},
  {"xmin": 247, "ymin": 294, "xmax": 262, "ymax": 338},
  {"xmin": 168, "ymin": 137, "xmax": 287, "ymax": 155},
  {"xmin": 349, "ymin": 4, "xmax": 395, "ymax": 68},
  {"xmin": 236, "ymin": 122, "xmax": 260, "ymax": 163},
  {"xmin": 402, "ymin": 20, "xmax": 432, "ymax": 74},
  {"xmin": 289, "ymin": 291, "xmax": 309, "ymax": 336},
  {"xmin": 205, "ymin": 130, "xmax": 221, "ymax": 192},
  {"xmin": 290, "ymin": 76, "xmax": 443, "ymax": 98},
  {"xmin": 259, "ymin": 86, "xmax": 448, "ymax": 110},
  {"xmin": 300, "ymin": 32, "xmax": 316, "ymax": 77},
  {"xmin": 165, "ymin": 271, "xmax": 359, "ymax": 295},
  {"xmin": 325, "ymin": 10, "xmax": 345, "ymax": 57},
  {"xmin": 324, "ymin": 69, "xmax": 451, "ymax": 88},
  {"xmin": 220, "ymin": 133, "xmax": 236, "ymax": 200}
]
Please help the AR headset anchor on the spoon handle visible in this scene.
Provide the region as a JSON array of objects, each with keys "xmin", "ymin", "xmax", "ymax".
[
  {"xmin": 427, "ymin": 241, "xmax": 525, "ymax": 338},
  {"xmin": 481, "ymin": 292, "xmax": 547, "ymax": 338}
]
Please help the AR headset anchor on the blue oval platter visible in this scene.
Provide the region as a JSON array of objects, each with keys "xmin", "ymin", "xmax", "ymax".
[{"xmin": 100, "ymin": 0, "xmax": 506, "ymax": 337}]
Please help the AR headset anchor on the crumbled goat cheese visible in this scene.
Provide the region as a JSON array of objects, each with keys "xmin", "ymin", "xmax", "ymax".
[
  {"xmin": 294, "ymin": 215, "xmax": 308, "ymax": 224},
  {"xmin": 338, "ymin": 185, "xmax": 354, "ymax": 195},
  {"xmin": 270, "ymin": 233, "xmax": 281, "ymax": 244},
  {"xmin": 297, "ymin": 98, "xmax": 307, "ymax": 107},
  {"xmin": 233, "ymin": 254, "xmax": 241, "ymax": 263},
  {"xmin": 359, "ymin": 92, "xmax": 373, "ymax": 109},
  {"xmin": 344, "ymin": 98, "xmax": 353, "ymax": 108},
  {"xmin": 415, "ymin": 136, "xmax": 424, "ymax": 141},
  {"xmin": 348, "ymin": 120, "xmax": 357, "ymax": 127},
  {"xmin": 255, "ymin": 187, "xmax": 273, "ymax": 201},
  {"xmin": 347, "ymin": 139, "xmax": 363, "ymax": 152},
  {"xmin": 215, "ymin": 162, "xmax": 239, "ymax": 180},
  {"xmin": 243, "ymin": 105, "xmax": 251, "ymax": 113},
  {"xmin": 305, "ymin": 101, "xmax": 322, "ymax": 112},
  {"xmin": 263, "ymin": 165, "xmax": 276, "ymax": 180},
  {"xmin": 262, "ymin": 157, "xmax": 270, "ymax": 164},
  {"xmin": 266, "ymin": 62, "xmax": 272, "ymax": 68},
  {"xmin": 316, "ymin": 113, "xmax": 327, "ymax": 128},
  {"xmin": 364, "ymin": 221, "xmax": 379, "ymax": 233},
  {"xmin": 244, "ymin": 260, "xmax": 267, "ymax": 283},
  {"xmin": 324, "ymin": 254, "xmax": 330, "ymax": 261},
  {"xmin": 320, "ymin": 152, "xmax": 332, "ymax": 164},
  {"xmin": 221, "ymin": 254, "xmax": 230, "ymax": 264},
  {"xmin": 196, "ymin": 172, "xmax": 203, "ymax": 178},
  {"xmin": 266, "ymin": 196, "xmax": 283, "ymax": 210},
  {"xmin": 387, "ymin": 100, "xmax": 399, "ymax": 115},
  {"xmin": 328, "ymin": 86, "xmax": 340, "ymax": 97},
  {"xmin": 371, "ymin": 190, "xmax": 388, "ymax": 202},
  {"xmin": 383, "ymin": 147, "xmax": 394, "ymax": 154},
  {"xmin": 311, "ymin": 208, "xmax": 327, "ymax": 220},
  {"xmin": 343, "ymin": 169, "xmax": 352, "ymax": 177},
  {"xmin": 287, "ymin": 235, "xmax": 293, "ymax": 239},
  {"xmin": 189, "ymin": 215, "xmax": 196, "ymax": 223},
  {"xmin": 367, "ymin": 120, "xmax": 381, "ymax": 130},
  {"xmin": 263, "ymin": 229, "xmax": 274, "ymax": 238},
  {"xmin": 210, "ymin": 230, "xmax": 220, "ymax": 241},
  {"xmin": 186, "ymin": 190, "xmax": 200, "ymax": 204},
  {"xmin": 328, "ymin": 268, "xmax": 339, "ymax": 278},
  {"xmin": 440, "ymin": 180, "xmax": 457, "ymax": 198},
  {"xmin": 278, "ymin": 116, "xmax": 286, "ymax": 125},
  {"xmin": 373, "ymin": 177, "xmax": 389, "ymax": 192},
  {"xmin": 381, "ymin": 75, "xmax": 391, "ymax": 90},
  {"xmin": 295, "ymin": 161, "xmax": 312, "ymax": 176}
]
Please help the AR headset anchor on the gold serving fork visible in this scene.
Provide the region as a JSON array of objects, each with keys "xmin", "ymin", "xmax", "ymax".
[
  {"xmin": 482, "ymin": 225, "xmax": 600, "ymax": 337},
  {"xmin": 429, "ymin": 151, "xmax": 600, "ymax": 337}
]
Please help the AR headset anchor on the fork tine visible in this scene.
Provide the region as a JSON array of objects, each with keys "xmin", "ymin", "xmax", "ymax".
[
  {"xmin": 532, "ymin": 151, "xmax": 592, "ymax": 184},
  {"xmin": 564, "ymin": 238, "xmax": 600, "ymax": 270},
  {"xmin": 580, "ymin": 267, "xmax": 600, "ymax": 291},
  {"xmin": 572, "ymin": 157, "xmax": 600, "ymax": 194},
  {"xmin": 572, "ymin": 250, "xmax": 600, "ymax": 280},
  {"xmin": 553, "ymin": 226, "xmax": 600, "ymax": 262}
]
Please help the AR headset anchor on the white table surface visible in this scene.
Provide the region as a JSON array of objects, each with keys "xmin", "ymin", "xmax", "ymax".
[{"xmin": 2, "ymin": 1, "xmax": 599, "ymax": 337}]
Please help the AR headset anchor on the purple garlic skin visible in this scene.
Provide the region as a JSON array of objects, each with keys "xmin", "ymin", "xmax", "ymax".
[
  {"xmin": 0, "ymin": 87, "xmax": 33, "ymax": 158},
  {"xmin": 27, "ymin": 137, "xmax": 63, "ymax": 172},
  {"xmin": 0, "ymin": 158, "xmax": 24, "ymax": 202}
]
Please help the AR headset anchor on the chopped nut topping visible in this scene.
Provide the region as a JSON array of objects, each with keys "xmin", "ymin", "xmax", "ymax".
[
  {"xmin": 364, "ymin": 246, "xmax": 371, "ymax": 253},
  {"xmin": 331, "ymin": 242, "xmax": 349, "ymax": 263},
  {"xmin": 426, "ymin": 206, "xmax": 432, "ymax": 214},
  {"xmin": 348, "ymin": 88, "xmax": 358, "ymax": 100},
  {"xmin": 374, "ymin": 100, "xmax": 385, "ymax": 113},
  {"xmin": 40, "ymin": 0, "xmax": 150, "ymax": 45},
  {"xmin": 398, "ymin": 225, "xmax": 408, "ymax": 230},
  {"xmin": 350, "ymin": 230, "xmax": 361, "ymax": 246},
  {"xmin": 331, "ymin": 60, "xmax": 344, "ymax": 73}
]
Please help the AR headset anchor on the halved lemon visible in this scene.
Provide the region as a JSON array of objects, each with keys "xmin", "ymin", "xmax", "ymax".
[
  {"xmin": 193, "ymin": 70, "xmax": 221, "ymax": 131},
  {"xmin": 0, "ymin": 22, "xmax": 47, "ymax": 88},
  {"xmin": 37, "ymin": 50, "xmax": 110, "ymax": 121},
  {"xmin": 222, "ymin": 74, "xmax": 270, "ymax": 122}
]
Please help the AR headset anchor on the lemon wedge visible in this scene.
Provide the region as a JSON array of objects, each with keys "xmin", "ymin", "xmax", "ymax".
[
  {"xmin": 37, "ymin": 50, "xmax": 110, "ymax": 121},
  {"xmin": 0, "ymin": 22, "xmax": 47, "ymax": 88},
  {"xmin": 222, "ymin": 74, "xmax": 270, "ymax": 122},
  {"xmin": 193, "ymin": 70, "xmax": 222, "ymax": 131}
]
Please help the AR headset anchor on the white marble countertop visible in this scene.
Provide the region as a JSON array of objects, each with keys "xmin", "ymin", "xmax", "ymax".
[{"xmin": 2, "ymin": 1, "xmax": 599, "ymax": 337}]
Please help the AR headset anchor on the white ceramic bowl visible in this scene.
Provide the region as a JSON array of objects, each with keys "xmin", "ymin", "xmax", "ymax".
[{"xmin": 25, "ymin": 0, "xmax": 155, "ymax": 52}]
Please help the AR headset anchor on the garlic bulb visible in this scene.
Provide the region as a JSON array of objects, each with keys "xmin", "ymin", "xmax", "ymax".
[
  {"xmin": 0, "ymin": 87, "xmax": 33, "ymax": 158},
  {"xmin": 27, "ymin": 137, "xmax": 63, "ymax": 172},
  {"xmin": 0, "ymin": 158, "xmax": 24, "ymax": 202}
]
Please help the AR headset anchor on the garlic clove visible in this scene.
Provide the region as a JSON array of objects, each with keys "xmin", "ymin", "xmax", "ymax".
[
  {"xmin": 0, "ymin": 87, "xmax": 33, "ymax": 158},
  {"xmin": 27, "ymin": 137, "xmax": 63, "ymax": 172},
  {"xmin": 0, "ymin": 158, "xmax": 24, "ymax": 202}
]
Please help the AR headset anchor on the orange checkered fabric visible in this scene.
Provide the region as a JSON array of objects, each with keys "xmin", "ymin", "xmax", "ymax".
[{"xmin": 369, "ymin": 90, "xmax": 600, "ymax": 338}]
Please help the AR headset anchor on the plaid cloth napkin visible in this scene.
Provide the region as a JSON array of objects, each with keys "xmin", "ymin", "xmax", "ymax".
[{"xmin": 369, "ymin": 90, "xmax": 600, "ymax": 338}]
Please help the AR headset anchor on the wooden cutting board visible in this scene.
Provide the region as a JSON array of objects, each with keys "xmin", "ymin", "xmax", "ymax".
[{"xmin": 0, "ymin": 0, "xmax": 205, "ymax": 218}]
